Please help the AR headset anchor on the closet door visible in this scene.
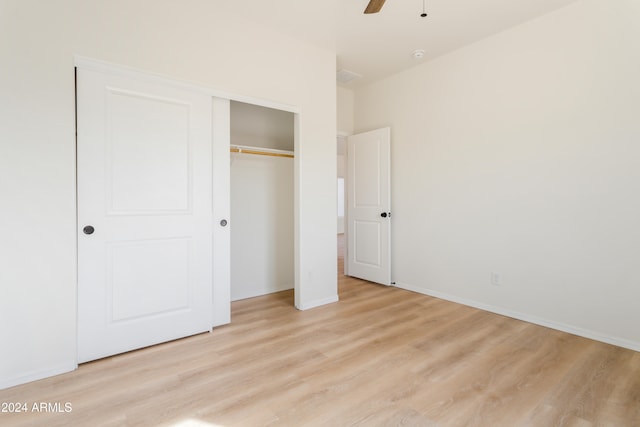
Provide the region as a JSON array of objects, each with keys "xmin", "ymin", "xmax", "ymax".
[{"xmin": 77, "ymin": 67, "xmax": 214, "ymax": 363}]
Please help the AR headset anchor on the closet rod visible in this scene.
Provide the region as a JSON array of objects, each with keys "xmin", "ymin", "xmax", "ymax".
[{"xmin": 230, "ymin": 145, "xmax": 294, "ymax": 158}]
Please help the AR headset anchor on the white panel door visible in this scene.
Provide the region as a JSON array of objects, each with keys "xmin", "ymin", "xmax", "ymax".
[
  {"xmin": 346, "ymin": 127, "xmax": 391, "ymax": 285},
  {"xmin": 77, "ymin": 67, "xmax": 214, "ymax": 363}
]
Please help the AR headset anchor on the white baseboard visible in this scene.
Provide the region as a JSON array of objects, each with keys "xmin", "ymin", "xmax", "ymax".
[
  {"xmin": 394, "ymin": 281, "xmax": 640, "ymax": 353},
  {"xmin": 231, "ymin": 284, "xmax": 294, "ymax": 302},
  {"xmin": 297, "ymin": 295, "xmax": 339, "ymax": 311},
  {"xmin": 1, "ymin": 363, "xmax": 77, "ymax": 391}
]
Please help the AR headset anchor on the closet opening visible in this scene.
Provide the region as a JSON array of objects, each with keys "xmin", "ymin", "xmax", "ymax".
[{"xmin": 230, "ymin": 101, "xmax": 295, "ymax": 304}]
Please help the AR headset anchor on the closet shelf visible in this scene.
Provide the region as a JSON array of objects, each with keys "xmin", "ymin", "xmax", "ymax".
[{"xmin": 230, "ymin": 145, "xmax": 294, "ymax": 158}]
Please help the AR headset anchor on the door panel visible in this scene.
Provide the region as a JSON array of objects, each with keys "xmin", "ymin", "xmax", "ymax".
[
  {"xmin": 109, "ymin": 238, "xmax": 190, "ymax": 321},
  {"xmin": 107, "ymin": 88, "xmax": 191, "ymax": 214},
  {"xmin": 353, "ymin": 144, "xmax": 381, "ymax": 207},
  {"xmin": 353, "ymin": 220, "xmax": 381, "ymax": 267},
  {"xmin": 347, "ymin": 127, "xmax": 391, "ymax": 285},
  {"xmin": 77, "ymin": 67, "xmax": 214, "ymax": 363}
]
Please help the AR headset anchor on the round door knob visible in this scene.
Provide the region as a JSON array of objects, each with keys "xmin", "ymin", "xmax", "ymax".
[
  {"xmin": 220, "ymin": 219, "xmax": 228, "ymax": 227},
  {"xmin": 83, "ymin": 225, "xmax": 95, "ymax": 235},
  {"xmin": 380, "ymin": 212, "xmax": 388, "ymax": 218}
]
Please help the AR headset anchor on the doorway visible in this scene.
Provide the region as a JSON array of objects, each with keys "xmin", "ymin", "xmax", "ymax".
[
  {"xmin": 337, "ymin": 134, "xmax": 347, "ymax": 276},
  {"xmin": 230, "ymin": 101, "xmax": 295, "ymax": 302}
]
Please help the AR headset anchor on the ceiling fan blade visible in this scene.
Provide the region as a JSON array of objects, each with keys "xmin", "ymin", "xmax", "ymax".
[{"xmin": 364, "ymin": 0, "xmax": 386, "ymax": 14}]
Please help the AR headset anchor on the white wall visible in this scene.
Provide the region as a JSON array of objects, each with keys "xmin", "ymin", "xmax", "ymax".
[
  {"xmin": 354, "ymin": 0, "xmax": 640, "ymax": 350},
  {"xmin": 337, "ymin": 86, "xmax": 354, "ymax": 135},
  {"xmin": 0, "ymin": 0, "xmax": 337, "ymax": 389},
  {"xmin": 231, "ymin": 154, "xmax": 294, "ymax": 301}
]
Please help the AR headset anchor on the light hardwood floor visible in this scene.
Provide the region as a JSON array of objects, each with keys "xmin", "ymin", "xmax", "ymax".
[{"xmin": 1, "ymin": 236, "xmax": 639, "ymax": 426}]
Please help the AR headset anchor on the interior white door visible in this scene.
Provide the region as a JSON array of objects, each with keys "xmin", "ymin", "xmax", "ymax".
[
  {"xmin": 346, "ymin": 127, "xmax": 391, "ymax": 285},
  {"xmin": 77, "ymin": 67, "xmax": 214, "ymax": 363}
]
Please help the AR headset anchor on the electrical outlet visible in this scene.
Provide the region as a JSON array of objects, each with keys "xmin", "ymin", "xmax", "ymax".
[{"xmin": 491, "ymin": 272, "xmax": 501, "ymax": 286}]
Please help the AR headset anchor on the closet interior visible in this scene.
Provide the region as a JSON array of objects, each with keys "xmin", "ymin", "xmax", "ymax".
[{"xmin": 230, "ymin": 101, "xmax": 294, "ymax": 302}]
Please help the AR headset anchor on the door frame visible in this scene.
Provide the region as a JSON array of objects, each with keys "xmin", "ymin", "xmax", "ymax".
[{"xmin": 74, "ymin": 56, "xmax": 301, "ymax": 342}]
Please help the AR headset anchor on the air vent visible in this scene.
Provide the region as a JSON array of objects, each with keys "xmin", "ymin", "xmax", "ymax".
[{"xmin": 336, "ymin": 69, "xmax": 362, "ymax": 84}]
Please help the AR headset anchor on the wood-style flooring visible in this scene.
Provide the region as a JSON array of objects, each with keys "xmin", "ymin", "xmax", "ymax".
[{"xmin": 1, "ymin": 236, "xmax": 639, "ymax": 426}]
